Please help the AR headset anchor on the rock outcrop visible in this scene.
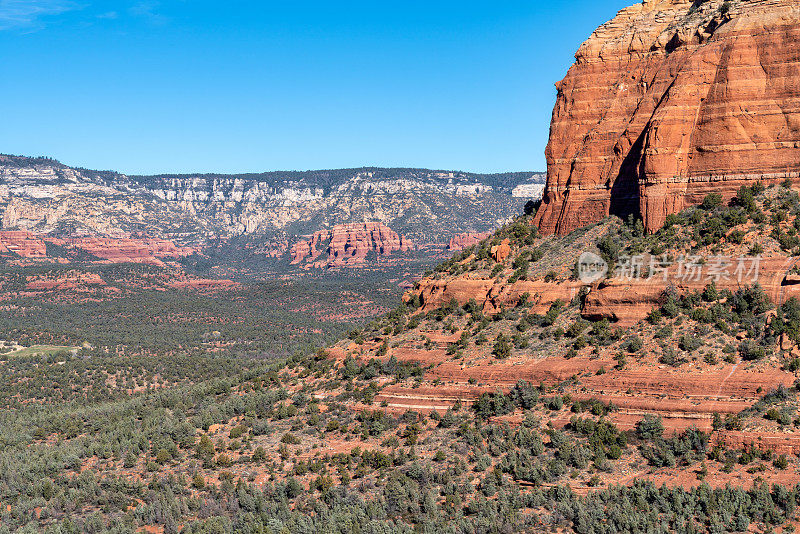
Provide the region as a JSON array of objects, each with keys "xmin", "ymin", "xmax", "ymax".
[
  {"xmin": 490, "ymin": 239, "xmax": 511, "ymax": 263},
  {"xmin": 581, "ymin": 256, "xmax": 800, "ymax": 326},
  {"xmin": 56, "ymin": 236, "xmax": 196, "ymax": 265},
  {"xmin": 0, "ymin": 228, "xmax": 195, "ymax": 266},
  {"xmin": 0, "ymin": 230, "xmax": 46, "ymax": 258},
  {"xmin": 446, "ymin": 232, "xmax": 492, "ymax": 251},
  {"xmin": 535, "ymin": 0, "xmax": 800, "ymax": 235},
  {"xmin": 290, "ymin": 222, "xmax": 413, "ymax": 268},
  {"xmin": 414, "ymin": 275, "xmax": 584, "ymax": 316}
]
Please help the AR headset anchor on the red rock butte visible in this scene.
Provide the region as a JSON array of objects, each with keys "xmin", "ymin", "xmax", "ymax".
[
  {"xmin": 534, "ymin": 0, "xmax": 800, "ymax": 235},
  {"xmin": 290, "ymin": 222, "xmax": 413, "ymax": 268},
  {"xmin": 446, "ymin": 231, "xmax": 492, "ymax": 251}
]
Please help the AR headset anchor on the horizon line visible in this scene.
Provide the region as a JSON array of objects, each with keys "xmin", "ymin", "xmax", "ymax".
[{"xmin": 2, "ymin": 152, "xmax": 545, "ymax": 177}]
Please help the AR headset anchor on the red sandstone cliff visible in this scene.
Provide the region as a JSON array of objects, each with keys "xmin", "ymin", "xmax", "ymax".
[
  {"xmin": 0, "ymin": 230, "xmax": 194, "ymax": 265},
  {"xmin": 446, "ymin": 232, "xmax": 492, "ymax": 251},
  {"xmin": 60, "ymin": 236, "xmax": 195, "ymax": 265},
  {"xmin": 0, "ymin": 230, "xmax": 47, "ymax": 258},
  {"xmin": 535, "ymin": 0, "xmax": 800, "ymax": 235},
  {"xmin": 290, "ymin": 222, "xmax": 413, "ymax": 268}
]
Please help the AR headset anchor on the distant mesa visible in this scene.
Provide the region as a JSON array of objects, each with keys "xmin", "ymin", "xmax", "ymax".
[
  {"xmin": 0, "ymin": 154, "xmax": 544, "ymax": 269},
  {"xmin": 55, "ymin": 236, "xmax": 196, "ymax": 266}
]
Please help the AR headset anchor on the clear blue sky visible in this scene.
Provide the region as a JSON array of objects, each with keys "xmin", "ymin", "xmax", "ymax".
[{"xmin": 0, "ymin": 0, "xmax": 631, "ymax": 174}]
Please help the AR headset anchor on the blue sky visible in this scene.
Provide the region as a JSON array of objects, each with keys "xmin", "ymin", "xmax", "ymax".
[{"xmin": 0, "ymin": 0, "xmax": 630, "ymax": 174}]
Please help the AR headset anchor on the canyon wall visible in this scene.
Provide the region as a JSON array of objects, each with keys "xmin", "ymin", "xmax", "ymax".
[
  {"xmin": 0, "ymin": 156, "xmax": 544, "ymax": 250},
  {"xmin": 535, "ymin": 0, "xmax": 800, "ymax": 235}
]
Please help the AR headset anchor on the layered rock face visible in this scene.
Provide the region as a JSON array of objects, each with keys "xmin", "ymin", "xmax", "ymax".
[
  {"xmin": 535, "ymin": 0, "xmax": 800, "ymax": 235},
  {"xmin": 0, "ymin": 228, "xmax": 194, "ymax": 266},
  {"xmin": 140, "ymin": 171, "xmax": 538, "ymax": 244},
  {"xmin": 55, "ymin": 236, "xmax": 196, "ymax": 265},
  {"xmin": 290, "ymin": 222, "xmax": 413, "ymax": 268},
  {"xmin": 446, "ymin": 231, "xmax": 492, "ymax": 251},
  {"xmin": 414, "ymin": 256, "xmax": 800, "ymax": 328},
  {"xmin": 0, "ymin": 230, "xmax": 46, "ymax": 258},
  {"xmin": 0, "ymin": 156, "xmax": 543, "ymax": 264}
]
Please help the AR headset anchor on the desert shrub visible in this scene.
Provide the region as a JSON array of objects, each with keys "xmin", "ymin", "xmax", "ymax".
[
  {"xmin": 727, "ymin": 229, "xmax": 745, "ymax": 243},
  {"xmin": 492, "ymin": 333, "xmax": 512, "ymax": 359},
  {"xmin": 636, "ymin": 415, "xmax": 664, "ymax": 441},
  {"xmin": 596, "ymin": 234, "xmax": 621, "ymax": 264},
  {"xmin": 734, "ymin": 184, "xmax": 757, "ymax": 212},
  {"xmin": 566, "ymin": 319, "xmax": 590, "ymax": 338},
  {"xmin": 774, "ymin": 455, "xmax": 789, "ymax": 469},
  {"xmin": 661, "ymin": 295, "xmax": 680, "ymax": 318},
  {"xmin": 472, "ymin": 391, "xmax": 514, "ymax": 419},
  {"xmin": 702, "ymin": 283, "xmax": 718, "ymax": 302},
  {"xmin": 540, "ymin": 300, "xmax": 564, "ymax": 327},
  {"xmin": 659, "ymin": 349, "xmax": 685, "ymax": 367},
  {"xmin": 640, "ymin": 427, "xmax": 708, "ymax": 468},
  {"xmin": 678, "ymin": 335, "xmax": 702, "ymax": 352},
  {"xmin": 701, "ymin": 193, "xmax": 722, "ymax": 210},
  {"xmin": 545, "ymin": 396, "xmax": 564, "ymax": 411},
  {"xmin": 624, "ymin": 336, "xmax": 644, "ymax": 353},
  {"xmin": 773, "ymin": 297, "xmax": 800, "ymax": 343},
  {"xmin": 508, "ymin": 380, "xmax": 540, "ymax": 409},
  {"xmin": 738, "ymin": 340, "xmax": 766, "ymax": 361}
]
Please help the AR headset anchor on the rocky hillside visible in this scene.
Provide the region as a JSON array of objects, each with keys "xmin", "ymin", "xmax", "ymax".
[
  {"xmin": 9, "ymin": 185, "xmax": 800, "ymax": 533},
  {"xmin": 535, "ymin": 0, "xmax": 800, "ymax": 235},
  {"xmin": 332, "ymin": 182, "xmax": 800, "ymax": 467},
  {"xmin": 0, "ymin": 155, "xmax": 544, "ymax": 270}
]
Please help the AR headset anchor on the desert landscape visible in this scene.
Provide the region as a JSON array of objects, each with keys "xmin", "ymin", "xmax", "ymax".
[{"xmin": 4, "ymin": 0, "xmax": 800, "ymax": 532}]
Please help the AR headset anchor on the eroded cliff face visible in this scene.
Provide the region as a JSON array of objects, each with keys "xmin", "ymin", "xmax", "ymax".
[
  {"xmin": 0, "ymin": 229, "xmax": 196, "ymax": 266},
  {"xmin": 0, "ymin": 231, "xmax": 46, "ymax": 258},
  {"xmin": 141, "ymin": 172, "xmax": 529, "ymax": 244},
  {"xmin": 446, "ymin": 231, "xmax": 492, "ymax": 251},
  {"xmin": 0, "ymin": 162, "xmax": 216, "ymax": 240},
  {"xmin": 0, "ymin": 157, "xmax": 544, "ymax": 250},
  {"xmin": 535, "ymin": 0, "xmax": 800, "ymax": 235},
  {"xmin": 289, "ymin": 222, "xmax": 412, "ymax": 268}
]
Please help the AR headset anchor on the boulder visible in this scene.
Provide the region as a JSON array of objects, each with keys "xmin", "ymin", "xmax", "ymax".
[{"xmin": 490, "ymin": 239, "xmax": 511, "ymax": 263}]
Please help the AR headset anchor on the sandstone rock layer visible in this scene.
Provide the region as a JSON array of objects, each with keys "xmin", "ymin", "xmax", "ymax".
[
  {"xmin": 446, "ymin": 231, "xmax": 492, "ymax": 251},
  {"xmin": 0, "ymin": 229, "xmax": 195, "ymax": 266},
  {"xmin": 290, "ymin": 222, "xmax": 413, "ymax": 268},
  {"xmin": 535, "ymin": 0, "xmax": 800, "ymax": 235},
  {"xmin": 0, "ymin": 230, "xmax": 46, "ymax": 258},
  {"xmin": 56, "ymin": 236, "xmax": 195, "ymax": 265}
]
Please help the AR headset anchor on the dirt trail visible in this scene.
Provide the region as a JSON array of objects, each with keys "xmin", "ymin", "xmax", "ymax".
[{"xmin": 715, "ymin": 363, "xmax": 739, "ymax": 397}]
